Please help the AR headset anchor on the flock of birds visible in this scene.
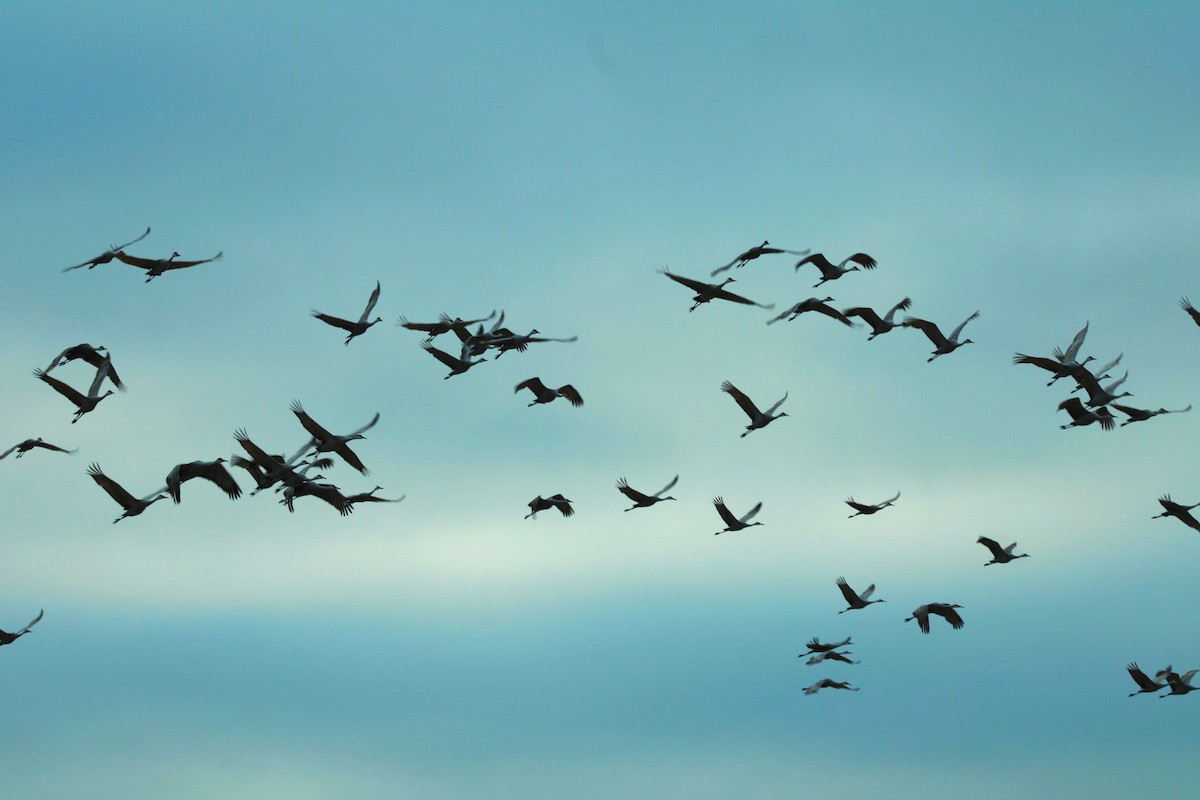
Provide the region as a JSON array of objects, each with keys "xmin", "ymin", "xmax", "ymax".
[{"xmin": 2, "ymin": 231, "xmax": 1195, "ymax": 701}]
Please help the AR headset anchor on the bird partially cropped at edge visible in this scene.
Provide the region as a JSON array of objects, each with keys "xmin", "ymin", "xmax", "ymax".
[
  {"xmin": 905, "ymin": 603, "xmax": 965, "ymax": 634},
  {"xmin": 721, "ymin": 380, "xmax": 787, "ymax": 437},
  {"xmin": 1152, "ymin": 495, "xmax": 1200, "ymax": 532},
  {"xmin": 617, "ymin": 475, "xmax": 678, "ymax": 511},
  {"xmin": 311, "ymin": 281, "xmax": 382, "ymax": 345},
  {"xmin": 1180, "ymin": 297, "xmax": 1200, "ymax": 327},
  {"xmin": 0, "ymin": 610, "xmax": 44, "ymax": 646},
  {"xmin": 977, "ymin": 536, "xmax": 1029, "ymax": 565},
  {"xmin": 710, "ymin": 241, "xmax": 810, "ymax": 276}
]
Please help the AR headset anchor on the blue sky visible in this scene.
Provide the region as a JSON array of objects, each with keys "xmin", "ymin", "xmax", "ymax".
[{"xmin": 3, "ymin": 3, "xmax": 1200, "ymax": 798}]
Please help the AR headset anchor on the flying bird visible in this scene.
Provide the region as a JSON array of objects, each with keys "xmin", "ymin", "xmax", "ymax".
[
  {"xmin": 721, "ymin": 380, "xmax": 787, "ymax": 437},
  {"xmin": 1110, "ymin": 403, "xmax": 1192, "ymax": 426},
  {"xmin": 345, "ymin": 487, "xmax": 406, "ymax": 508},
  {"xmin": 710, "ymin": 241, "xmax": 810, "ymax": 276},
  {"xmin": 0, "ymin": 610, "xmax": 44, "ymax": 646},
  {"xmin": 1180, "ymin": 297, "xmax": 1200, "ymax": 327},
  {"xmin": 842, "ymin": 297, "xmax": 913, "ymax": 339},
  {"xmin": 515, "ymin": 377, "xmax": 584, "ymax": 407},
  {"xmin": 526, "ymin": 494, "xmax": 574, "ymax": 519},
  {"xmin": 803, "ymin": 679, "xmax": 859, "ymax": 695},
  {"xmin": 33, "ymin": 365, "xmax": 115, "ymax": 423},
  {"xmin": 1126, "ymin": 662, "xmax": 1169, "ymax": 697},
  {"xmin": 46, "ymin": 344, "xmax": 126, "ymax": 392},
  {"xmin": 115, "ymin": 249, "xmax": 223, "ymax": 282},
  {"xmin": 660, "ymin": 268, "xmax": 775, "ymax": 313},
  {"xmin": 616, "ymin": 475, "xmax": 678, "ymax": 511},
  {"xmin": 0, "ymin": 438, "xmax": 77, "ymax": 460},
  {"xmin": 1161, "ymin": 669, "xmax": 1200, "ymax": 697},
  {"xmin": 1057, "ymin": 398, "xmax": 1116, "ymax": 431},
  {"xmin": 312, "ymin": 281, "xmax": 382, "ymax": 345},
  {"xmin": 845, "ymin": 491, "xmax": 900, "ymax": 518},
  {"xmin": 61, "ymin": 227, "xmax": 150, "ymax": 271},
  {"xmin": 398, "ymin": 311, "xmax": 496, "ymax": 341},
  {"xmin": 422, "ymin": 343, "xmax": 486, "ymax": 379},
  {"xmin": 712, "ymin": 496, "xmax": 763, "ymax": 534},
  {"xmin": 766, "ymin": 297, "xmax": 856, "ymax": 326},
  {"xmin": 903, "ymin": 311, "xmax": 980, "ymax": 361},
  {"xmin": 164, "ymin": 459, "xmax": 242, "ymax": 504},
  {"xmin": 836, "ymin": 577, "xmax": 885, "ymax": 613},
  {"xmin": 805, "ymin": 650, "xmax": 860, "ymax": 665},
  {"xmin": 794, "ymin": 252, "xmax": 876, "ymax": 288},
  {"xmin": 1152, "ymin": 495, "xmax": 1200, "ymax": 532},
  {"xmin": 290, "ymin": 401, "xmax": 379, "ymax": 475},
  {"xmin": 905, "ymin": 603, "xmax": 965, "ymax": 634},
  {"xmin": 87, "ymin": 463, "xmax": 168, "ymax": 523},
  {"xmin": 487, "ymin": 330, "xmax": 579, "ymax": 358},
  {"xmin": 802, "ymin": 636, "xmax": 853, "ymax": 654},
  {"xmin": 977, "ymin": 536, "xmax": 1029, "ymax": 565},
  {"xmin": 1069, "ymin": 367, "xmax": 1132, "ymax": 408}
]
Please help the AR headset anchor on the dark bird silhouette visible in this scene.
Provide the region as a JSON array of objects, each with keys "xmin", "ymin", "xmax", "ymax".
[
  {"xmin": 805, "ymin": 650, "xmax": 860, "ymax": 665},
  {"xmin": 488, "ymin": 330, "xmax": 579, "ymax": 358},
  {"xmin": 87, "ymin": 463, "xmax": 168, "ymax": 523},
  {"xmin": 398, "ymin": 311, "xmax": 496, "ymax": 341},
  {"xmin": 46, "ymin": 343, "xmax": 126, "ymax": 392},
  {"xmin": 836, "ymin": 577, "xmax": 885, "ymax": 613},
  {"xmin": 905, "ymin": 603, "xmax": 965, "ymax": 634},
  {"xmin": 794, "ymin": 252, "xmax": 876, "ymax": 288},
  {"xmin": 1126, "ymin": 662, "xmax": 1169, "ymax": 697},
  {"xmin": 845, "ymin": 491, "xmax": 900, "ymax": 518},
  {"xmin": 660, "ymin": 269, "xmax": 775, "ymax": 313},
  {"xmin": 526, "ymin": 494, "xmax": 574, "ymax": 519},
  {"xmin": 616, "ymin": 475, "xmax": 678, "ymax": 511},
  {"xmin": 721, "ymin": 381, "xmax": 787, "ymax": 437},
  {"xmin": 802, "ymin": 636, "xmax": 853, "ymax": 654},
  {"xmin": 345, "ymin": 486, "xmax": 406, "ymax": 508},
  {"xmin": 422, "ymin": 343, "xmax": 486, "ymax": 379},
  {"xmin": 1110, "ymin": 403, "xmax": 1192, "ymax": 426},
  {"xmin": 115, "ymin": 249, "xmax": 223, "ymax": 282},
  {"xmin": 1181, "ymin": 297, "xmax": 1200, "ymax": 327},
  {"xmin": 767, "ymin": 297, "xmax": 856, "ymax": 326},
  {"xmin": 1161, "ymin": 669, "xmax": 1200, "ymax": 697},
  {"xmin": 977, "ymin": 536, "xmax": 1029, "ymax": 565},
  {"xmin": 0, "ymin": 610, "xmax": 44, "ymax": 646},
  {"xmin": 164, "ymin": 459, "xmax": 242, "ymax": 504},
  {"xmin": 62, "ymin": 227, "xmax": 150, "ymax": 271},
  {"xmin": 842, "ymin": 297, "xmax": 913, "ymax": 339},
  {"xmin": 515, "ymin": 377, "xmax": 583, "ymax": 407},
  {"xmin": 803, "ymin": 678, "xmax": 859, "ymax": 695},
  {"xmin": 0, "ymin": 438, "xmax": 77, "ymax": 460},
  {"xmin": 712, "ymin": 496, "xmax": 763, "ymax": 534},
  {"xmin": 1057, "ymin": 397, "xmax": 1116, "ymax": 431},
  {"xmin": 280, "ymin": 480, "xmax": 354, "ymax": 516},
  {"xmin": 903, "ymin": 311, "xmax": 979, "ymax": 361},
  {"xmin": 1069, "ymin": 366, "xmax": 1132, "ymax": 407},
  {"xmin": 312, "ymin": 281, "xmax": 382, "ymax": 345},
  {"xmin": 290, "ymin": 401, "xmax": 378, "ymax": 475},
  {"xmin": 710, "ymin": 241, "xmax": 810, "ymax": 276},
  {"xmin": 33, "ymin": 365, "xmax": 115, "ymax": 423},
  {"xmin": 1152, "ymin": 495, "xmax": 1200, "ymax": 532}
]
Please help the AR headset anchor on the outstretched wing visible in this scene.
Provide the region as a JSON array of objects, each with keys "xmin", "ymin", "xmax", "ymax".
[
  {"xmin": 976, "ymin": 536, "xmax": 1005, "ymax": 558},
  {"xmin": 948, "ymin": 311, "xmax": 981, "ymax": 342},
  {"xmin": 360, "ymin": 281, "xmax": 382, "ymax": 322},
  {"xmin": 739, "ymin": 501, "xmax": 763, "ymax": 523},
  {"xmin": 836, "ymin": 577, "xmax": 861, "ymax": 605},
  {"xmin": 617, "ymin": 478, "xmax": 653, "ymax": 504},
  {"xmin": 653, "ymin": 474, "xmax": 679, "ymax": 497},
  {"xmin": 712, "ymin": 497, "xmax": 739, "ymax": 527},
  {"xmin": 721, "ymin": 381, "xmax": 761, "ymax": 420},
  {"xmin": 660, "ymin": 269, "xmax": 710, "ymax": 293}
]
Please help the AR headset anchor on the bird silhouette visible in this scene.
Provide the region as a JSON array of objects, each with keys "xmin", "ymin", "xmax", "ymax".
[
  {"xmin": 721, "ymin": 381, "xmax": 787, "ymax": 437},
  {"xmin": 977, "ymin": 536, "xmax": 1029, "ymax": 565},
  {"xmin": 115, "ymin": 249, "xmax": 223, "ymax": 282},
  {"xmin": 61, "ymin": 227, "xmax": 150, "ymax": 271},
  {"xmin": 0, "ymin": 610, "xmax": 44, "ymax": 646},
  {"xmin": 312, "ymin": 281, "xmax": 383, "ymax": 345},
  {"xmin": 616, "ymin": 475, "xmax": 678, "ymax": 511},
  {"xmin": 712, "ymin": 497, "xmax": 763, "ymax": 534},
  {"xmin": 905, "ymin": 603, "xmax": 964, "ymax": 634}
]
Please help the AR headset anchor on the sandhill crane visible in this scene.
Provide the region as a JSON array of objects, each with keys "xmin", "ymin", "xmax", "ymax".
[
  {"xmin": 903, "ymin": 311, "xmax": 979, "ymax": 361},
  {"xmin": 290, "ymin": 401, "xmax": 379, "ymax": 474},
  {"xmin": 33, "ymin": 365, "xmax": 115, "ymax": 423},
  {"xmin": 794, "ymin": 253, "xmax": 876, "ymax": 288},
  {"xmin": 721, "ymin": 381, "xmax": 787, "ymax": 437},
  {"xmin": 767, "ymin": 297, "xmax": 856, "ymax": 326},
  {"xmin": 1058, "ymin": 398, "xmax": 1116, "ymax": 431},
  {"xmin": 803, "ymin": 679, "xmax": 859, "ymax": 695},
  {"xmin": 87, "ymin": 463, "xmax": 168, "ymax": 523},
  {"xmin": 660, "ymin": 268, "xmax": 775, "ymax": 313},
  {"xmin": 115, "ymin": 249, "xmax": 223, "ymax": 282},
  {"xmin": 515, "ymin": 377, "xmax": 584, "ymax": 407},
  {"xmin": 1181, "ymin": 297, "xmax": 1200, "ymax": 327},
  {"xmin": 526, "ymin": 494, "xmax": 574, "ymax": 519},
  {"xmin": 802, "ymin": 636, "xmax": 852, "ymax": 654},
  {"xmin": 61, "ymin": 227, "xmax": 150, "ymax": 271},
  {"xmin": 1013, "ymin": 352, "xmax": 1096, "ymax": 386},
  {"xmin": 46, "ymin": 344, "xmax": 126, "ymax": 392},
  {"xmin": 312, "ymin": 281, "xmax": 382, "ymax": 345},
  {"xmin": 1161, "ymin": 669, "xmax": 1200, "ymax": 697},
  {"xmin": 1110, "ymin": 403, "xmax": 1192, "ymax": 426},
  {"xmin": 489, "ymin": 330, "xmax": 579, "ymax": 358},
  {"xmin": 805, "ymin": 650, "xmax": 860, "ymax": 665},
  {"xmin": 617, "ymin": 475, "xmax": 678, "ymax": 510},
  {"xmin": 0, "ymin": 610, "xmax": 44, "ymax": 647},
  {"xmin": 842, "ymin": 297, "xmax": 912, "ymax": 339},
  {"xmin": 710, "ymin": 241, "xmax": 810, "ymax": 276},
  {"xmin": 712, "ymin": 497, "xmax": 763, "ymax": 534},
  {"xmin": 1127, "ymin": 663, "xmax": 1169, "ymax": 697},
  {"xmin": 977, "ymin": 536, "xmax": 1029, "ymax": 565},
  {"xmin": 164, "ymin": 459, "xmax": 242, "ymax": 504},
  {"xmin": 422, "ymin": 343, "xmax": 486, "ymax": 378},
  {"xmin": 1152, "ymin": 495, "xmax": 1200, "ymax": 532},
  {"xmin": 905, "ymin": 603, "xmax": 964, "ymax": 634},
  {"xmin": 845, "ymin": 491, "xmax": 900, "ymax": 518},
  {"xmin": 345, "ymin": 487, "xmax": 406, "ymax": 508},
  {"xmin": 0, "ymin": 438, "xmax": 77, "ymax": 460},
  {"xmin": 398, "ymin": 311, "xmax": 496, "ymax": 341},
  {"xmin": 280, "ymin": 480, "xmax": 354, "ymax": 516},
  {"xmin": 233, "ymin": 428, "xmax": 317, "ymax": 495},
  {"xmin": 1070, "ymin": 366, "xmax": 1132, "ymax": 407},
  {"xmin": 836, "ymin": 577, "xmax": 885, "ymax": 613}
]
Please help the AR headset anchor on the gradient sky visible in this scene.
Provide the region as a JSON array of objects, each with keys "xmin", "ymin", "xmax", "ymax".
[{"xmin": 3, "ymin": 3, "xmax": 1199, "ymax": 798}]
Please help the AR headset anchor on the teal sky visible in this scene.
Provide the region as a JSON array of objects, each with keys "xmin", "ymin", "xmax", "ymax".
[{"xmin": 3, "ymin": 3, "xmax": 1199, "ymax": 798}]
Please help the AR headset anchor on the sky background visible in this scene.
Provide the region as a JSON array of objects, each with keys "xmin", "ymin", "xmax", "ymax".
[{"xmin": 3, "ymin": 2, "xmax": 1200, "ymax": 798}]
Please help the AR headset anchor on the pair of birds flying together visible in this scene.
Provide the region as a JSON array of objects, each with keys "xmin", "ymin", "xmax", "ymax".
[{"xmin": 63, "ymin": 227, "xmax": 223, "ymax": 282}]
